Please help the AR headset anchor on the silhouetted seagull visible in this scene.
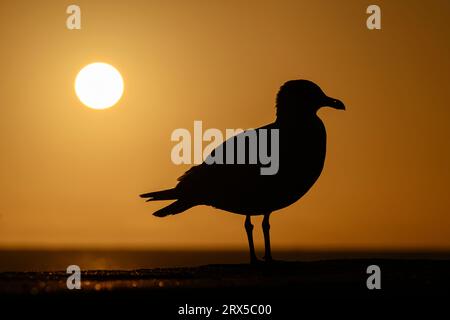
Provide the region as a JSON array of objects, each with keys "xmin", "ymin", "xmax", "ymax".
[{"xmin": 140, "ymin": 80, "xmax": 345, "ymax": 263}]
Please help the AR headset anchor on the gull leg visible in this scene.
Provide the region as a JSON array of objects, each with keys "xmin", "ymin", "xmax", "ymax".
[
  {"xmin": 262, "ymin": 213, "xmax": 273, "ymax": 262},
  {"xmin": 245, "ymin": 215, "xmax": 258, "ymax": 263}
]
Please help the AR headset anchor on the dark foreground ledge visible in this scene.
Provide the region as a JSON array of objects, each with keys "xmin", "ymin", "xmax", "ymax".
[
  {"xmin": 1, "ymin": 259, "xmax": 449, "ymax": 298},
  {"xmin": 1, "ymin": 260, "xmax": 450, "ymax": 317}
]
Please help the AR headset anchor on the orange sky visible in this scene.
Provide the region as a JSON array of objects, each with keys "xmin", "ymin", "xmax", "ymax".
[{"xmin": 0, "ymin": 0, "xmax": 449, "ymax": 250}]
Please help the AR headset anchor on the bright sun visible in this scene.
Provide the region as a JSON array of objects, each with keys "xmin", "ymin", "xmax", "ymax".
[{"xmin": 75, "ymin": 62, "xmax": 124, "ymax": 110}]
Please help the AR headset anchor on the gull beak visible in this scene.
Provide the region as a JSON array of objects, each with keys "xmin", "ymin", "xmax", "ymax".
[{"xmin": 324, "ymin": 96, "xmax": 346, "ymax": 110}]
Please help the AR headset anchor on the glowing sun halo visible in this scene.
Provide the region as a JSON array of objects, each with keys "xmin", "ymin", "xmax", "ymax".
[{"xmin": 75, "ymin": 62, "xmax": 124, "ymax": 110}]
